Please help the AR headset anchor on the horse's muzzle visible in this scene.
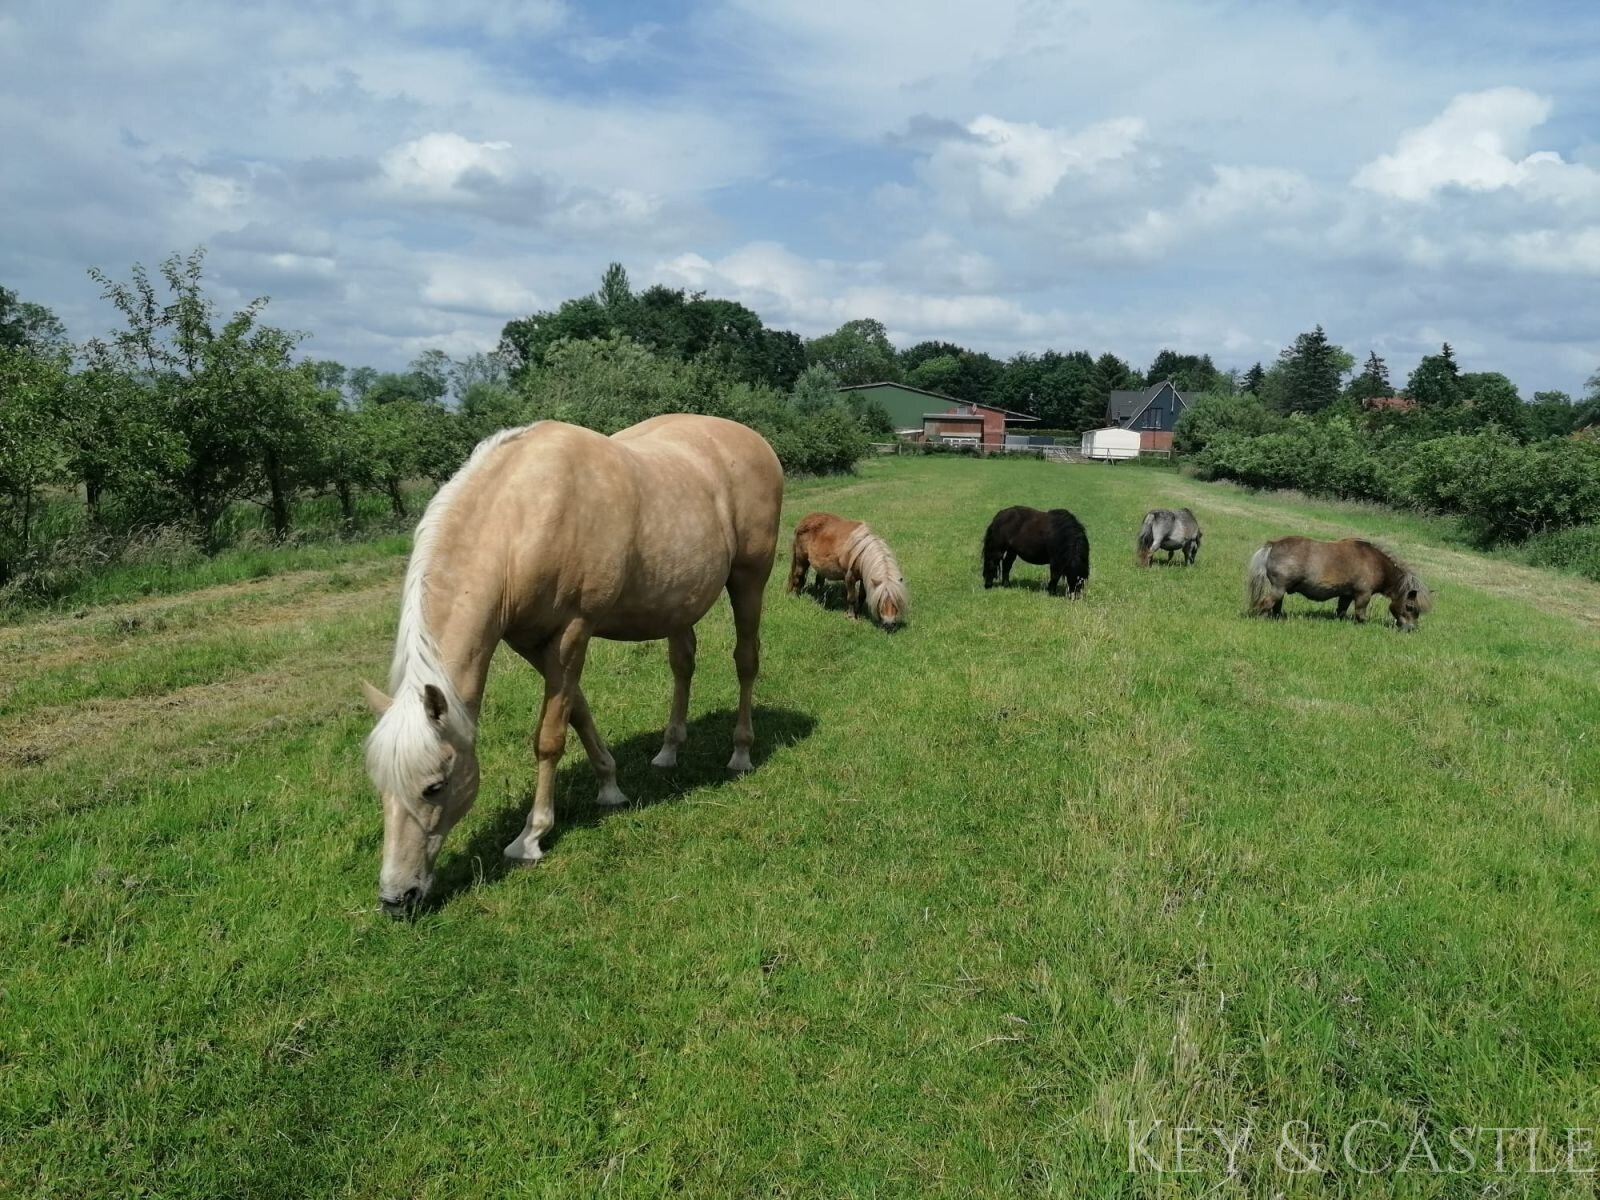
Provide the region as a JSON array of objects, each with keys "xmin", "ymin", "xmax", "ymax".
[{"xmin": 379, "ymin": 886, "xmax": 422, "ymax": 918}]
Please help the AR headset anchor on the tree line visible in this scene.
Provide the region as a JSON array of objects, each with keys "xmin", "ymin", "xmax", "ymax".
[{"xmin": 4, "ymin": 251, "xmax": 1598, "ymax": 600}]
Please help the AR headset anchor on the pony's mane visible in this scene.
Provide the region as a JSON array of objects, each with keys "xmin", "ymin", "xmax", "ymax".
[
  {"xmin": 843, "ymin": 524, "xmax": 907, "ymax": 620},
  {"xmin": 1352, "ymin": 538, "xmax": 1432, "ymax": 610},
  {"xmin": 365, "ymin": 425, "xmax": 530, "ymax": 797}
]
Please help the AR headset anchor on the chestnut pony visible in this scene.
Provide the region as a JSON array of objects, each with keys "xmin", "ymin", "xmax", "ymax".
[
  {"xmin": 787, "ymin": 511, "xmax": 908, "ymax": 629},
  {"xmin": 1246, "ymin": 536, "xmax": 1431, "ymax": 630},
  {"xmin": 363, "ymin": 415, "xmax": 783, "ymax": 915}
]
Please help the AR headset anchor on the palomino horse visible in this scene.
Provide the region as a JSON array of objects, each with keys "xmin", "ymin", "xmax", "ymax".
[
  {"xmin": 1136, "ymin": 507, "xmax": 1202, "ymax": 566},
  {"xmin": 364, "ymin": 415, "xmax": 783, "ymax": 915},
  {"xmin": 1246, "ymin": 536, "xmax": 1431, "ymax": 630},
  {"xmin": 787, "ymin": 511, "xmax": 908, "ymax": 629},
  {"xmin": 982, "ymin": 506, "xmax": 1090, "ymax": 597}
]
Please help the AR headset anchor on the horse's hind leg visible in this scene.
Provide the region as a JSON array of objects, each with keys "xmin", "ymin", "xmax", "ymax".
[
  {"xmin": 1001, "ymin": 550, "xmax": 1017, "ymax": 585},
  {"xmin": 651, "ymin": 628, "xmax": 696, "ymax": 768},
  {"xmin": 725, "ymin": 569, "xmax": 766, "ymax": 773},
  {"xmin": 506, "ymin": 625, "xmax": 589, "ymax": 863}
]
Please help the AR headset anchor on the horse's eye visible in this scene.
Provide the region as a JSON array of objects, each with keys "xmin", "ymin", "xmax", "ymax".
[{"xmin": 422, "ymin": 780, "xmax": 446, "ymax": 798}]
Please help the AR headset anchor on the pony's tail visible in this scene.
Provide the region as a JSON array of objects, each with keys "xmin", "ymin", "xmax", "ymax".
[
  {"xmin": 1244, "ymin": 543, "xmax": 1273, "ymax": 615},
  {"xmin": 1135, "ymin": 512, "xmax": 1156, "ymax": 566}
]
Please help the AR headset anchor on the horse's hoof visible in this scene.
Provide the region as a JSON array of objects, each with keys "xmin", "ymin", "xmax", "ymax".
[
  {"xmin": 727, "ymin": 749, "xmax": 753, "ymax": 773},
  {"xmin": 503, "ymin": 840, "xmax": 544, "ymax": 865},
  {"xmin": 650, "ymin": 748, "xmax": 678, "ymax": 768},
  {"xmin": 596, "ymin": 783, "xmax": 631, "ymax": 807}
]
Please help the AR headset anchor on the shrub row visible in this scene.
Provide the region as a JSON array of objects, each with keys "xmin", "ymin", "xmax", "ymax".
[{"xmin": 1194, "ymin": 416, "xmax": 1600, "ymax": 545}]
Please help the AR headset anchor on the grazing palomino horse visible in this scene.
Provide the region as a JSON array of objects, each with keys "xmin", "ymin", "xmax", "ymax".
[
  {"xmin": 787, "ymin": 511, "xmax": 908, "ymax": 629},
  {"xmin": 982, "ymin": 506, "xmax": 1090, "ymax": 597},
  {"xmin": 1136, "ymin": 507, "xmax": 1202, "ymax": 566},
  {"xmin": 363, "ymin": 414, "xmax": 783, "ymax": 915},
  {"xmin": 1246, "ymin": 536, "xmax": 1432, "ymax": 630}
]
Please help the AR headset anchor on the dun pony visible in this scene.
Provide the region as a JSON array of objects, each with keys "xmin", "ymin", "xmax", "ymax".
[
  {"xmin": 1245, "ymin": 536, "xmax": 1432, "ymax": 630},
  {"xmin": 1136, "ymin": 507, "xmax": 1202, "ymax": 566},
  {"xmin": 982, "ymin": 505, "xmax": 1090, "ymax": 598},
  {"xmin": 788, "ymin": 512, "xmax": 907, "ymax": 629},
  {"xmin": 363, "ymin": 415, "xmax": 783, "ymax": 915}
]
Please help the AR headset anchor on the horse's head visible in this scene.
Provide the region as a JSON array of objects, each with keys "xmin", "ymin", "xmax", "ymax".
[
  {"xmin": 1388, "ymin": 575, "xmax": 1432, "ymax": 632},
  {"xmin": 363, "ymin": 680, "xmax": 480, "ymax": 916}
]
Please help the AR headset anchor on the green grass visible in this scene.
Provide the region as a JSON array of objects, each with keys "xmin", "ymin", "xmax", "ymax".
[{"xmin": 3, "ymin": 456, "xmax": 1599, "ymax": 1197}]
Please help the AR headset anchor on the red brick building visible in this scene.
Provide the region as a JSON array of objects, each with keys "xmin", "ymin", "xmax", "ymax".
[{"xmin": 921, "ymin": 401, "xmax": 1039, "ymax": 450}]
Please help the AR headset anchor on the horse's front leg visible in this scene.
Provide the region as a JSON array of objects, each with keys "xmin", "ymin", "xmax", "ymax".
[
  {"xmin": 1351, "ymin": 592, "xmax": 1373, "ymax": 623},
  {"xmin": 651, "ymin": 628, "xmax": 696, "ymax": 768},
  {"xmin": 505, "ymin": 625, "xmax": 589, "ymax": 863},
  {"xmin": 1336, "ymin": 595, "xmax": 1352, "ymax": 619},
  {"xmin": 844, "ymin": 568, "xmax": 861, "ymax": 619}
]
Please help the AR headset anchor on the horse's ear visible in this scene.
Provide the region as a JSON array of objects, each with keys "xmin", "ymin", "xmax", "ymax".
[
  {"xmin": 422, "ymin": 683, "xmax": 448, "ymax": 723},
  {"xmin": 362, "ymin": 680, "xmax": 392, "ymax": 717}
]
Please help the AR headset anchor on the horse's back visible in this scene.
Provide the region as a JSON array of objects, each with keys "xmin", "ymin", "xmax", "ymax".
[
  {"xmin": 612, "ymin": 414, "xmax": 783, "ymax": 564},
  {"xmin": 1265, "ymin": 536, "xmax": 1387, "ymax": 595}
]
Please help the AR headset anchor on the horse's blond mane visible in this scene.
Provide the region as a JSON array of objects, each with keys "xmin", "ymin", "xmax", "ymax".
[
  {"xmin": 366, "ymin": 425, "xmax": 530, "ymax": 798},
  {"xmin": 843, "ymin": 524, "xmax": 907, "ymax": 621}
]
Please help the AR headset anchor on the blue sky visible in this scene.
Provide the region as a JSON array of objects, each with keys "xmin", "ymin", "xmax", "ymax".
[{"xmin": 2, "ymin": 0, "xmax": 1599, "ymax": 392}]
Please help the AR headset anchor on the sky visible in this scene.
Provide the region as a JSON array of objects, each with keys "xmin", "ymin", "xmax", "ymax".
[{"xmin": 2, "ymin": 0, "xmax": 1599, "ymax": 394}]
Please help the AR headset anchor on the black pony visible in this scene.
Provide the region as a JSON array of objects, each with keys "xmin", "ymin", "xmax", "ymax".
[{"xmin": 982, "ymin": 506, "xmax": 1090, "ymax": 597}]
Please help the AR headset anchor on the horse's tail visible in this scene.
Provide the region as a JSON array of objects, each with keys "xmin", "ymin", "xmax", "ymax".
[
  {"xmin": 1136, "ymin": 511, "xmax": 1156, "ymax": 566},
  {"xmin": 1244, "ymin": 543, "xmax": 1273, "ymax": 614}
]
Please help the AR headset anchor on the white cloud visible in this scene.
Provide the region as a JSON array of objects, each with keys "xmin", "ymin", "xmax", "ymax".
[
  {"xmin": 920, "ymin": 115, "xmax": 1147, "ymax": 217},
  {"xmin": 381, "ymin": 132, "xmax": 512, "ymax": 196},
  {"xmin": 1354, "ymin": 87, "xmax": 1600, "ymax": 203},
  {"xmin": 422, "ymin": 263, "xmax": 541, "ymax": 315}
]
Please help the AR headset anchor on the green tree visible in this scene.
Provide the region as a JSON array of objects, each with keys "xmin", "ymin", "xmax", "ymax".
[
  {"xmin": 1407, "ymin": 343, "xmax": 1462, "ymax": 409},
  {"xmin": 1346, "ymin": 351, "xmax": 1392, "ymax": 404},
  {"xmin": 1147, "ymin": 349, "xmax": 1221, "ymax": 393},
  {"xmin": 1524, "ymin": 391, "xmax": 1574, "ymax": 441},
  {"xmin": 0, "ymin": 347, "xmax": 66, "ymax": 581},
  {"xmin": 1242, "ymin": 362, "xmax": 1266, "ymax": 395},
  {"xmin": 1277, "ymin": 325, "xmax": 1343, "ymax": 414},
  {"xmin": 87, "ymin": 248, "xmax": 321, "ymax": 545},
  {"xmin": 1460, "ymin": 372, "xmax": 1526, "ymax": 438},
  {"xmin": 907, "ymin": 353, "xmax": 961, "ymax": 396},
  {"xmin": 805, "ymin": 319, "xmax": 899, "ymax": 386}
]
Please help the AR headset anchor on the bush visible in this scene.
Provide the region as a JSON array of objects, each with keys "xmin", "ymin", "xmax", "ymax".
[
  {"xmin": 1173, "ymin": 392, "xmax": 1284, "ymax": 456},
  {"xmin": 1524, "ymin": 525, "xmax": 1600, "ymax": 581},
  {"xmin": 519, "ymin": 336, "xmax": 869, "ymax": 476},
  {"xmin": 1402, "ymin": 432, "xmax": 1600, "ymax": 542}
]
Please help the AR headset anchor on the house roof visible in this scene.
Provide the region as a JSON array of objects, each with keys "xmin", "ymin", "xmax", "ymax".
[
  {"xmin": 838, "ymin": 381, "xmax": 962, "ymax": 404},
  {"xmin": 838, "ymin": 382, "xmax": 1039, "ymax": 422},
  {"xmin": 1110, "ymin": 380, "xmax": 1187, "ymax": 428},
  {"xmin": 922, "ymin": 412, "xmax": 984, "ymax": 422},
  {"xmin": 925, "ymin": 404, "xmax": 1039, "ymax": 423}
]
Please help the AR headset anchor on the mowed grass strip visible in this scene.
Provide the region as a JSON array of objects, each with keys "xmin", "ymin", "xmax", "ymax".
[{"xmin": 2, "ymin": 456, "xmax": 1598, "ymax": 1198}]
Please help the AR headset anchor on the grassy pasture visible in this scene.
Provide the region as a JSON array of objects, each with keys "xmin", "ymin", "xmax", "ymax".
[{"xmin": 2, "ymin": 456, "xmax": 1599, "ymax": 1198}]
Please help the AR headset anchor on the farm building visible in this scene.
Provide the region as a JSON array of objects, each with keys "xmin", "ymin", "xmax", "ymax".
[
  {"xmin": 835, "ymin": 382, "xmax": 959, "ymax": 437},
  {"xmin": 1105, "ymin": 380, "xmax": 1189, "ymax": 450},
  {"xmin": 1080, "ymin": 426, "xmax": 1142, "ymax": 461},
  {"xmin": 919, "ymin": 401, "xmax": 1039, "ymax": 450}
]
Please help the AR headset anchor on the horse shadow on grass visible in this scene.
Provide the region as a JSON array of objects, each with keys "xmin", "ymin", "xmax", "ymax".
[{"xmin": 429, "ymin": 705, "xmax": 816, "ymax": 909}]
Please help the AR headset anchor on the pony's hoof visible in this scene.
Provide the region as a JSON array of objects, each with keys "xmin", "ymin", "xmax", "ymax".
[
  {"xmin": 650, "ymin": 747, "xmax": 678, "ymax": 768},
  {"xmin": 503, "ymin": 836, "xmax": 544, "ymax": 865},
  {"xmin": 727, "ymin": 748, "xmax": 753, "ymax": 773},
  {"xmin": 596, "ymin": 784, "xmax": 631, "ymax": 807}
]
